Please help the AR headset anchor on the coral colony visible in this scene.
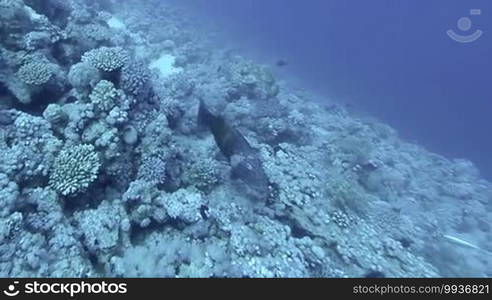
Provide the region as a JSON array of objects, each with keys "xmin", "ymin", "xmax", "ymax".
[{"xmin": 0, "ymin": 0, "xmax": 490, "ymax": 277}]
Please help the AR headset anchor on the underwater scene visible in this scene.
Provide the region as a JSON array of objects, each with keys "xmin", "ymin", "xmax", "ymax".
[{"xmin": 0, "ymin": 0, "xmax": 491, "ymax": 278}]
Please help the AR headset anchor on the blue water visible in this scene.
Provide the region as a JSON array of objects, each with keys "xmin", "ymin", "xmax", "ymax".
[{"xmin": 186, "ymin": 0, "xmax": 492, "ymax": 179}]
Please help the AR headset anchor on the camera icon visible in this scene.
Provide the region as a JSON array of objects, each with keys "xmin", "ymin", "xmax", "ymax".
[
  {"xmin": 3, "ymin": 281, "xmax": 20, "ymax": 297},
  {"xmin": 447, "ymin": 9, "xmax": 483, "ymax": 43}
]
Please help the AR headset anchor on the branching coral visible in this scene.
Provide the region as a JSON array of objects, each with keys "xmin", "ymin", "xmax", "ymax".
[
  {"xmin": 186, "ymin": 158, "xmax": 221, "ymax": 192},
  {"xmin": 81, "ymin": 46, "xmax": 128, "ymax": 72},
  {"xmin": 16, "ymin": 61, "xmax": 54, "ymax": 85},
  {"xmin": 137, "ymin": 155, "xmax": 167, "ymax": 185},
  {"xmin": 89, "ymin": 80, "xmax": 118, "ymax": 113},
  {"xmin": 120, "ymin": 61, "xmax": 150, "ymax": 96},
  {"xmin": 49, "ymin": 144, "xmax": 101, "ymax": 196}
]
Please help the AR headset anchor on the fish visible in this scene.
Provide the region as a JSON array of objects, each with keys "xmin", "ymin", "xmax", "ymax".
[
  {"xmin": 442, "ymin": 234, "xmax": 492, "ymax": 256},
  {"xmin": 443, "ymin": 235, "xmax": 481, "ymax": 251},
  {"xmin": 276, "ymin": 59, "xmax": 288, "ymax": 67},
  {"xmin": 198, "ymin": 100, "xmax": 252, "ymax": 159},
  {"xmin": 198, "ymin": 100, "xmax": 270, "ymax": 200}
]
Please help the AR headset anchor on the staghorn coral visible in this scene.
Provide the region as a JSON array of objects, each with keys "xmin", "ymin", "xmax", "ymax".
[{"xmin": 49, "ymin": 144, "xmax": 101, "ymax": 196}]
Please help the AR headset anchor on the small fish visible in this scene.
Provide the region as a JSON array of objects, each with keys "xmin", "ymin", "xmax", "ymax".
[
  {"xmin": 198, "ymin": 100, "xmax": 270, "ymax": 200},
  {"xmin": 276, "ymin": 59, "xmax": 288, "ymax": 67}
]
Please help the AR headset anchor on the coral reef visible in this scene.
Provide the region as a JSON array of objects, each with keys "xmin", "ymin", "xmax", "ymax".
[
  {"xmin": 49, "ymin": 144, "xmax": 101, "ymax": 196},
  {"xmin": 16, "ymin": 61, "xmax": 54, "ymax": 86},
  {"xmin": 0, "ymin": 0, "xmax": 490, "ymax": 278},
  {"xmin": 81, "ymin": 46, "xmax": 128, "ymax": 72}
]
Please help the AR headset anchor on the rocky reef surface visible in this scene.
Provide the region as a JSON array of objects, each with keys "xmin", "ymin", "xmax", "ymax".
[{"xmin": 0, "ymin": 0, "xmax": 490, "ymax": 277}]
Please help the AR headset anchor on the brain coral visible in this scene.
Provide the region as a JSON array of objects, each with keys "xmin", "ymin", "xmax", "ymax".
[
  {"xmin": 81, "ymin": 46, "xmax": 128, "ymax": 72},
  {"xmin": 49, "ymin": 144, "xmax": 101, "ymax": 196},
  {"xmin": 16, "ymin": 61, "xmax": 54, "ymax": 85}
]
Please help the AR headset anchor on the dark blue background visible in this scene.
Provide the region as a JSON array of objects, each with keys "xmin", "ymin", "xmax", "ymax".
[{"xmin": 183, "ymin": 0, "xmax": 492, "ymax": 179}]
